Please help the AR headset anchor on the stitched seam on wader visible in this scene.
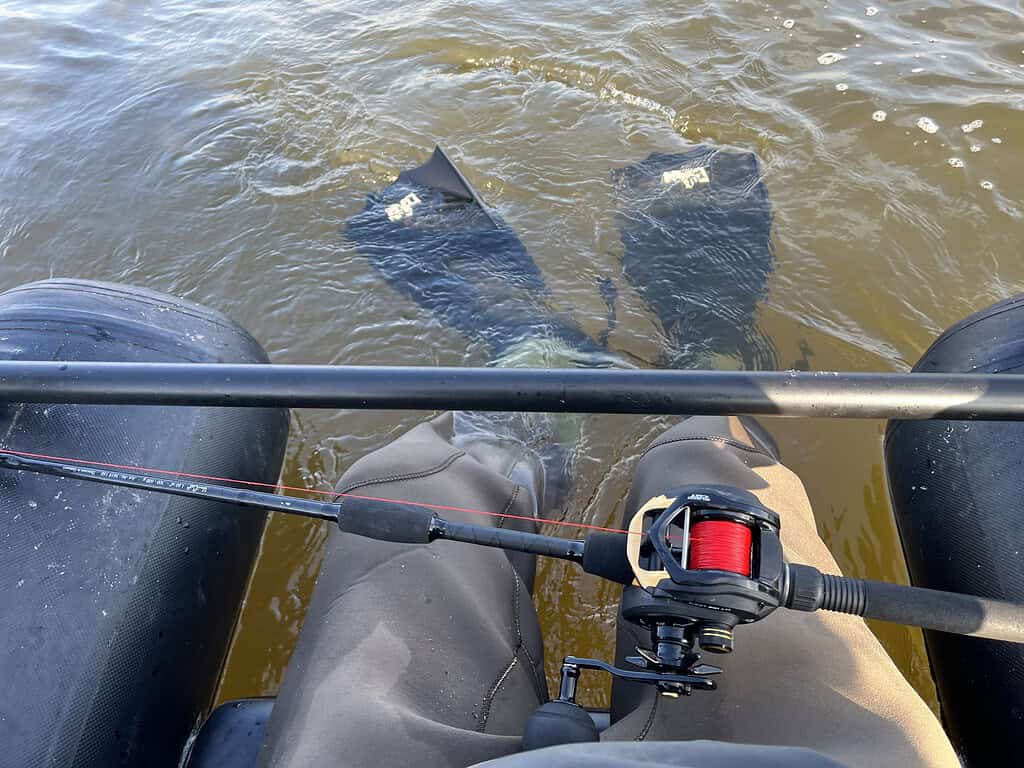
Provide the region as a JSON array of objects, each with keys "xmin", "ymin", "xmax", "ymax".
[
  {"xmin": 495, "ymin": 484, "xmax": 520, "ymax": 529},
  {"xmin": 636, "ymin": 694, "xmax": 659, "ymax": 741},
  {"xmin": 478, "ymin": 657, "xmax": 518, "ymax": 733},
  {"xmin": 332, "ymin": 450, "xmax": 466, "ymax": 499},
  {"xmin": 496, "ymin": 442, "xmax": 530, "ymax": 527},
  {"xmin": 478, "ymin": 569, "xmax": 546, "ymax": 731},
  {"xmin": 511, "ymin": 569, "xmax": 548, "ymax": 703},
  {"xmin": 639, "ymin": 435, "xmax": 773, "ymax": 462},
  {"xmin": 478, "ymin": 569, "xmax": 521, "ymax": 731},
  {"xmin": 501, "ymin": 482, "xmax": 546, "ymax": 700}
]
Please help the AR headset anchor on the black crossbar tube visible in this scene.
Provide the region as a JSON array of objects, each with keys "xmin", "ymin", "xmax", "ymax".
[{"xmin": 0, "ymin": 361, "xmax": 1024, "ymax": 419}]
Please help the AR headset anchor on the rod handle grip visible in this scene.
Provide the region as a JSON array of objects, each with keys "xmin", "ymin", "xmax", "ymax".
[{"xmin": 336, "ymin": 497, "xmax": 435, "ymax": 544}]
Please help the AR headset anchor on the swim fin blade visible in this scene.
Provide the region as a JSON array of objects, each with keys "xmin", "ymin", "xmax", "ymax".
[
  {"xmin": 397, "ymin": 146, "xmax": 495, "ymax": 224},
  {"xmin": 613, "ymin": 146, "xmax": 778, "ymax": 370},
  {"xmin": 346, "ymin": 146, "xmax": 601, "ymax": 360}
]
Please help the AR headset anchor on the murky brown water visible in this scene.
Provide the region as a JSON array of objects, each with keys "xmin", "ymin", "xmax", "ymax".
[{"xmin": 4, "ymin": 0, "xmax": 1024, "ymax": 713}]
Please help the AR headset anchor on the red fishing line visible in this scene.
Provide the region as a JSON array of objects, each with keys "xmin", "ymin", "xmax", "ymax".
[{"xmin": 688, "ymin": 520, "xmax": 752, "ymax": 576}]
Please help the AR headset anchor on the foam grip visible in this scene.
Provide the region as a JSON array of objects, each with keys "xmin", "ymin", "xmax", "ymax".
[
  {"xmin": 582, "ymin": 532, "xmax": 633, "ymax": 585},
  {"xmin": 335, "ymin": 497, "xmax": 435, "ymax": 544}
]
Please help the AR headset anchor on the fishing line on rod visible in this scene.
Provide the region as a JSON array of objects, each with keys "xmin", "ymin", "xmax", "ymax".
[{"xmin": 0, "ymin": 447, "xmax": 632, "ymax": 535}]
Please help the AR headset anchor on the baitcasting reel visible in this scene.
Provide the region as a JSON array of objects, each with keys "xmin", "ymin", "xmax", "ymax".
[{"xmin": 552, "ymin": 485, "xmax": 786, "ymax": 704}]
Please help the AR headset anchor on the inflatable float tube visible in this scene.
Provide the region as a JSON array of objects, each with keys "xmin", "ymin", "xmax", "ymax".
[
  {"xmin": 886, "ymin": 295, "xmax": 1024, "ymax": 766},
  {"xmin": 0, "ymin": 280, "xmax": 288, "ymax": 767}
]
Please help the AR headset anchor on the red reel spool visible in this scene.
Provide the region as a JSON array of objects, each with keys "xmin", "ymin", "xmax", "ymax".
[{"xmin": 688, "ymin": 520, "xmax": 752, "ymax": 577}]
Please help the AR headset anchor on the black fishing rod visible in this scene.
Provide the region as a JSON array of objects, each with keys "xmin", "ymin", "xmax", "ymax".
[
  {"xmin": 2, "ymin": 450, "xmax": 1022, "ymax": 665},
  {"xmin": 0, "ymin": 452, "xmax": 610, "ymax": 573},
  {"xmin": 1, "ymin": 361, "xmax": 1024, "ymax": 419}
]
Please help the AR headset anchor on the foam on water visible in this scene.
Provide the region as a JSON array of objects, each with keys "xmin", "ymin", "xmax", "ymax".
[{"xmin": 818, "ymin": 52, "xmax": 846, "ymax": 65}]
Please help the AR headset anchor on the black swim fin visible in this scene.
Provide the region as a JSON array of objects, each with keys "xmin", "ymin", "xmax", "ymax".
[
  {"xmin": 346, "ymin": 146, "xmax": 602, "ymax": 361},
  {"xmin": 613, "ymin": 146, "xmax": 778, "ymax": 370},
  {"xmin": 397, "ymin": 146, "xmax": 497, "ymax": 226}
]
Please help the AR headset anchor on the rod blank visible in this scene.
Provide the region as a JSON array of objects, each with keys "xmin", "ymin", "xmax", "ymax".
[
  {"xmin": 0, "ymin": 452, "xmax": 337, "ymax": 521},
  {"xmin": 0, "ymin": 361, "xmax": 1022, "ymax": 419}
]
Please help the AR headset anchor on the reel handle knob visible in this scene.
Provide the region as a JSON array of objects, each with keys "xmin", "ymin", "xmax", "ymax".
[{"xmin": 521, "ymin": 701, "xmax": 599, "ymax": 752}]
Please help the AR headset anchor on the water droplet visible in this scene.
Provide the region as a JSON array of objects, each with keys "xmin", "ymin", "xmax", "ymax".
[
  {"xmin": 836, "ymin": 83, "xmax": 849, "ymax": 92},
  {"xmin": 872, "ymin": 110, "xmax": 887, "ymax": 122},
  {"xmin": 961, "ymin": 119, "xmax": 983, "ymax": 133},
  {"xmin": 917, "ymin": 117, "xmax": 939, "ymax": 134},
  {"xmin": 980, "ymin": 180, "xmax": 994, "ymax": 190},
  {"xmin": 782, "ymin": 18, "xmax": 795, "ymax": 29},
  {"xmin": 818, "ymin": 52, "xmax": 846, "ymax": 65},
  {"xmin": 948, "ymin": 157, "xmax": 964, "ymax": 168},
  {"xmin": 866, "ymin": 6, "xmax": 878, "ymax": 15}
]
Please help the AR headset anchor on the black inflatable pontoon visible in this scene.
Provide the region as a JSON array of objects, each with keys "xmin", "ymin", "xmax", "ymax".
[
  {"xmin": 0, "ymin": 280, "xmax": 287, "ymax": 768},
  {"xmin": 887, "ymin": 295, "xmax": 1024, "ymax": 766}
]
